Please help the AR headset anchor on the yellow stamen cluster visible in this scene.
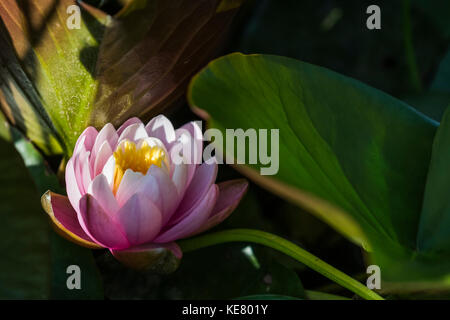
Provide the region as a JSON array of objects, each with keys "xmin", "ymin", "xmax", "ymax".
[{"xmin": 113, "ymin": 140, "xmax": 166, "ymax": 194}]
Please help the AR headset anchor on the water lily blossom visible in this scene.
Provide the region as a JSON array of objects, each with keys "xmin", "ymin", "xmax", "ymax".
[{"xmin": 42, "ymin": 115, "xmax": 248, "ymax": 271}]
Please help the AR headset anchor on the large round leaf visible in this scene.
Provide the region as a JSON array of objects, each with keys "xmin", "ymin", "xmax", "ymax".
[{"xmin": 187, "ymin": 53, "xmax": 444, "ymax": 286}]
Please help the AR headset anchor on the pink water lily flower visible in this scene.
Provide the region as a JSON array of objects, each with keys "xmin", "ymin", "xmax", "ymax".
[{"xmin": 42, "ymin": 115, "xmax": 247, "ymax": 270}]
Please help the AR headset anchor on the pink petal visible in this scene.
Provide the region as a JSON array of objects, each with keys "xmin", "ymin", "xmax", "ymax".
[
  {"xmin": 74, "ymin": 127, "xmax": 98, "ymax": 154},
  {"xmin": 101, "ymin": 155, "xmax": 116, "ymax": 188},
  {"xmin": 170, "ymin": 162, "xmax": 218, "ymax": 225},
  {"xmin": 95, "ymin": 123, "xmax": 119, "ymax": 150},
  {"xmin": 93, "ymin": 141, "xmax": 113, "ymax": 177},
  {"xmin": 115, "ymin": 169, "xmax": 163, "ymax": 217},
  {"xmin": 115, "ymin": 169, "xmax": 145, "ymax": 206},
  {"xmin": 133, "ymin": 173, "xmax": 162, "ymax": 211},
  {"xmin": 169, "ymin": 122, "xmax": 202, "ymax": 187},
  {"xmin": 116, "ymin": 193, "xmax": 163, "ymax": 246},
  {"xmin": 78, "ymin": 194, "xmax": 130, "ymax": 249},
  {"xmin": 146, "ymin": 165, "xmax": 180, "ymax": 224},
  {"xmin": 175, "ymin": 121, "xmax": 203, "ymax": 165},
  {"xmin": 115, "ymin": 166, "xmax": 179, "ymax": 224},
  {"xmin": 87, "ymin": 174, "xmax": 119, "ymax": 215},
  {"xmin": 171, "ymin": 162, "xmax": 189, "ymax": 196},
  {"xmin": 42, "ymin": 191, "xmax": 98, "ymax": 247},
  {"xmin": 154, "ymin": 184, "xmax": 218, "ymax": 243},
  {"xmin": 193, "ymin": 179, "xmax": 248, "ymax": 235},
  {"xmin": 90, "ymin": 123, "xmax": 119, "ymax": 171},
  {"xmin": 118, "ymin": 123, "xmax": 148, "ymax": 143},
  {"xmin": 73, "ymin": 147, "xmax": 92, "ymax": 195},
  {"xmin": 145, "ymin": 114, "xmax": 176, "ymax": 146},
  {"xmin": 65, "ymin": 157, "xmax": 82, "ymax": 213},
  {"xmin": 116, "ymin": 117, "xmax": 143, "ymax": 136}
]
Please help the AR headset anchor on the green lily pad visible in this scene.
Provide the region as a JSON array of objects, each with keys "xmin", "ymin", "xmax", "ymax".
[{"xmin": 187, "ymin": 53, "xmax": 450, "ymax": 289}]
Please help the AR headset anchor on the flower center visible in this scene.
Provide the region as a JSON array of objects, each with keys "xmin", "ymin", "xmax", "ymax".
[{"xmin": 113, "ymin": 140, "xmax": 166, "ymax": 194}]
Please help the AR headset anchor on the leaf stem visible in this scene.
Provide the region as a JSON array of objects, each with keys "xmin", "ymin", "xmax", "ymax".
[
  {"xmin": 178, "ymin": 229, "xmax": 384, "ymax": 300},
  {"xmin": 402, "ymin": 0, "xmax": 422, "ymax": 92}
]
